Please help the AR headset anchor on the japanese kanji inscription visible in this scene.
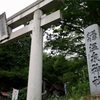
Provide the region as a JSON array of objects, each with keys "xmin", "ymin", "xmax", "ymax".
[{"xmin": 84, "ymin": 24, "xmax": 100, "ymax": 95}]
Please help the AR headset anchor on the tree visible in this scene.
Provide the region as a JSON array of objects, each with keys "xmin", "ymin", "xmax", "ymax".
[
  {"xmin": 43, "ymin": 0, "xmax": 100, "ymax": 97},
  {"xmin": 44, "ymin": 0, "xmax": 100, "ymax": 58},
  {"xmin": 0, "ymin": 35, "xmax": 30, "ymax": 91},
  {"xmin": 43, "ymin": 53, "xmax": 89, "ymax": 96}
]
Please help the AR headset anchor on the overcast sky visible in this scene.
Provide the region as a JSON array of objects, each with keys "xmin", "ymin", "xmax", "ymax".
[{"xmin": 0, "ymin": 0, "xmax": 37, "ymax": 18}]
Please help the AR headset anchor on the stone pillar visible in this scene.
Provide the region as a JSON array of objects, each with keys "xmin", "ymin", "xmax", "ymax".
[{"xmin": 27, "ymin": 9, "xmax": 43, "ymax": 100}]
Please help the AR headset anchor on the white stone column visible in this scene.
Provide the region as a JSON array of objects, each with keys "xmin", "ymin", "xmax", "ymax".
[{"xmin": 27, "ymin": 9, "xmax": 43, "ymax": 100}]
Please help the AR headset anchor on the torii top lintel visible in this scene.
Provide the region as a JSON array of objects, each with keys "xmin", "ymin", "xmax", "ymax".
[
  {"xmin": 0, "ymin": 0, "xmax": 62, "ymax": 45},
  {"xmin": 7, "ymin": 0, "xmax": 63, "ymax": 29}
]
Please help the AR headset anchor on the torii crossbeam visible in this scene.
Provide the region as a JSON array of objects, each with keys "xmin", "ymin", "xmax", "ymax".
[{"xmin": 0, "ymin": 0, "xmax": 62, "ymax": 100}]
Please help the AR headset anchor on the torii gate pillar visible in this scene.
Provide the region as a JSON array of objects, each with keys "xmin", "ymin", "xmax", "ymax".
[{"xmin": 27, "ymin": 9, "xmax": 43, "ymax": 100}]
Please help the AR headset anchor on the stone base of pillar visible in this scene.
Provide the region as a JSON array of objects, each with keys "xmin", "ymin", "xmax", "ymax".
[{"xmin": 84, "ymin": 95, "xmax": 100, "ymax": 100}]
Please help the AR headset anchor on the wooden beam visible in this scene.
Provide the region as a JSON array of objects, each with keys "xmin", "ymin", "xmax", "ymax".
[
  {"xmin": 7, "ymin": 0, "xmax": 62, "ymax": 29},
  {"xmin": 0, "ymin": 10, "xmax": 62, "ymax": 45}
]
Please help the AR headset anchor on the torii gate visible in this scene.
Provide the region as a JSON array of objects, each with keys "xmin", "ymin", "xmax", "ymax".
[{"xmin": 0, "ymin": 0, "xmax": 62, "ymax": 100}]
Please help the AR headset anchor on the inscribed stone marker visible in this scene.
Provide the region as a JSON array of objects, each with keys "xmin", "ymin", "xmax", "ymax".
[{"xmin": 84, "ymin": 24, "xmax": 100, "ymax": 95}]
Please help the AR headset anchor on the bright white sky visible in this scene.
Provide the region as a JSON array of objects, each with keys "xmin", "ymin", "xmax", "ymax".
[{"xmin": 0, "ymin": 0, "xmax": 37, "ymax": 18}]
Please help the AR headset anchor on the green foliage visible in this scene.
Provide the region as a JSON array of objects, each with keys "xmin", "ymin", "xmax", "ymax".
[
  {"xmin": 18, "ymin": 88, "xmax": 27, "ymax": 100},
  {"xmin": 0, "ymin": 70, "xmax": 28, "ymax": 91},
  {"xmin": 0, "ymin": 35, "xmax": 30, "ymax": 91},
  {"xmin": 43, "ymin": 53, "xmax": 58, "ymax": 83},
  {"xmin": 0, "ymin": 35, "xmax": 31, "ymax": 70},
  {"xmin": 8, "ymin": 88, "xmax": 27, "ymax": 100},
  {"xmin": 47, "ymin": 96, "xmax": 84, "ymax": 100},
  {"xmin": 43, "ymin": 0, "xmax": 99, "ymax": 98},
  {"xmin": 43, "ymin": 53, "xmax": 90, "ymax": 96},
  {"xmin": 45, "ymin": 0, "xmax": 100, "ymax": 58}
]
